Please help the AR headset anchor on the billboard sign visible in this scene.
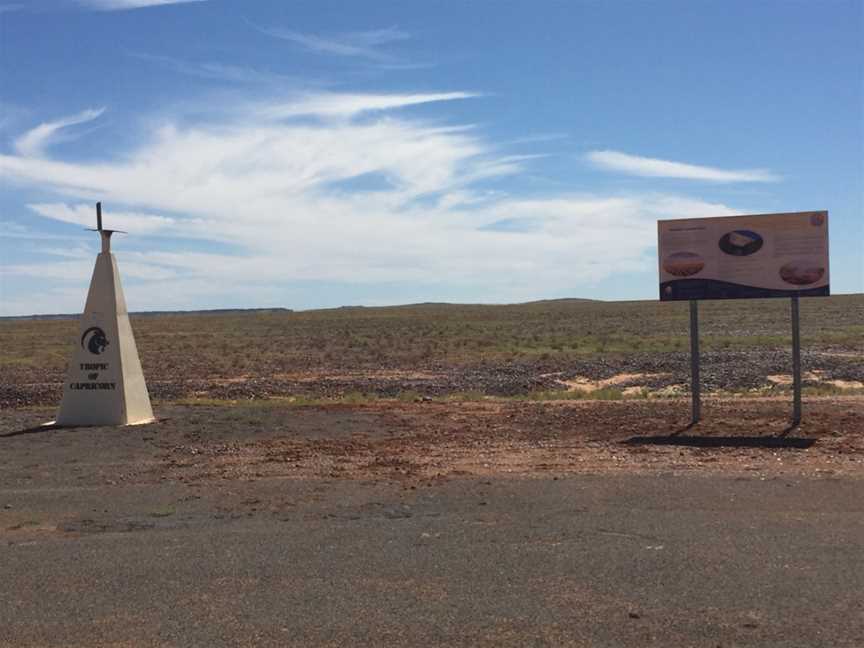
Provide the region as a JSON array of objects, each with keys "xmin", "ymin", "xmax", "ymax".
[{"xmin": 658, "ymin": 211, "xmax": 829, "ymax": 301}]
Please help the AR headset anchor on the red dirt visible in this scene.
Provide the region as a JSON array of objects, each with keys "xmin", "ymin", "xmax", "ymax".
[{"xmin": 135, "ymin": 397, "xmax": 864, "ymax": 484}]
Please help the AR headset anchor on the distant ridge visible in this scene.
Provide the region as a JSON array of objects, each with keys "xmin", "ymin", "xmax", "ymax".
[
  {"xmin": 521, "ymin": 298, "xmax": 600, "ymax": 305},
  {"xmin": 1, "ymin": 299, "xmax": 604, "ymax": 320},
  {"xmin": 3, "ymin": 293, "xmax": 861, "ymax": 321},
  {"xmin": 323, "ymin": 298, "xmax": 602, "ymax": 311},
  {"xmin": 1, "ymin": 307, "xmax": 293, "ymax": 321},
  {"xmin": 1, "ymin": 299, "xmax": 613, "ymax": 320}
]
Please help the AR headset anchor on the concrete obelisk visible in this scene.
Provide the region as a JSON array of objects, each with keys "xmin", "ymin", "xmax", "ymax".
[{"xmin": 56, "ymin": 203, "xmax": 154, "ymax": 426}]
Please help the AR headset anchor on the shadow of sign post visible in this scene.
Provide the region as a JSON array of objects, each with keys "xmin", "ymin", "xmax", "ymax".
[{"xmin": 622, "ymin": 434, "xmax": 816, "ymax": 450}]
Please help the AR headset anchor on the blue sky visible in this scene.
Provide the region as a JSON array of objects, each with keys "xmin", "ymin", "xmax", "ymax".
[{"xmin": 1, "ymin": 0, "xmax": 861, "ymax": 315}]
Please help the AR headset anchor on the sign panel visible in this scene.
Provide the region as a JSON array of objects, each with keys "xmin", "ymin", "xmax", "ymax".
[{"xmin": 658, "ymin": 211, "xmax": 829, "ymax": 301}]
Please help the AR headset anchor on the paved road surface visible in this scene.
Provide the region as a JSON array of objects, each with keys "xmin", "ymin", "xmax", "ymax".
[{"xmin": 2, "ymin": 472, "xmax": 862, "ymax": 647}]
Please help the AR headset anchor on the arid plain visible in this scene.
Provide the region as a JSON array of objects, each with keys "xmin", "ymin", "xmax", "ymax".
[{"xmin": 2, "ymin": 295, "xmax": 863, "ymax": 646}]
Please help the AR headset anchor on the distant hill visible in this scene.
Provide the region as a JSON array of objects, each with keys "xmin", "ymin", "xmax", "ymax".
[
  {"xmin": 521, "ymin": 298, "xmax": 601, "ymax": 305},
  {"xmin": 1, "ymin": 307, "xmax": 293, "ymax": 321},
  {"xmin": 319, "ymin": 298, "xmax": 603, "ymax": 312},
  {"xmin": 0, "ymin": 299, "xmax": 607, "ymax": 320},
  {"xmin": 7, "ymin": 294, "xmax": 860, "ymax": 321}
]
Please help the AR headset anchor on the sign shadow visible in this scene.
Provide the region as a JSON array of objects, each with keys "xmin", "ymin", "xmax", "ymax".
[
  {"xmin": 622, "ymin": 431, "xmax": 816, "ymax": 450},
  {"xmin": 0, "ymin": 423, "xmax": 63, "ymax": 439},
  {"xmin": 1, "ymin": 417, "xmax": 165, "ymax": 438}
]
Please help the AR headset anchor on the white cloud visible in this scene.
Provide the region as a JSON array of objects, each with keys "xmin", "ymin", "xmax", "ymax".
[
  {"xmin": 262, "ymin": 92, "xmax": 478, "ymax": 120},
  {"xmin": 586, "ymin": 150, "xmax": 780, "ymax": 183},
  {"xmin": 77, "ymin": 0, "xmax": 205, "ymax": 10},
  {"xmin": 13, "ymin": 107, "xmax": 105, "ymax": 158},
  {"xmin": 0, "ymin": 91, "xmax": 743, "ymax": 314}
]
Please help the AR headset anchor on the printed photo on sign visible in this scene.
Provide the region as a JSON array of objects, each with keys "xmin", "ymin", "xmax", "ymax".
[
  {"xmin": 718, "ymin": 230, "xmax": 763, "ymax": 256},
  {"xmin": 779, "ymin": 260, "xmax": 826, "ymax": 286},
  {"xmin": 663, "ymin": 252, "xmax": 705, "ymax": 277}
]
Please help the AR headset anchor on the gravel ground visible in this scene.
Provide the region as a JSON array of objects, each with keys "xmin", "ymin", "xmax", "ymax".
[
  {"xmin": 3, "ymin": 348, "xmax": 863, "ymax": 408},
  {"xmin": 4, "ymin": 397, "xmax": 862, "ymax": 483},
  {"xmin": 3, "ymin": 296, "xmax": 862, "ymax": 408}
]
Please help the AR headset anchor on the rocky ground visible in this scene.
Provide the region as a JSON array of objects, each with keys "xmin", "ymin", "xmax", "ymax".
[
  {"xmin": 3, "ymin": 348, "xmax": 863, "ymax": 409},
  {"xmin": 3, "ymin": 295, "xmax": 862, "ymax": 408}
]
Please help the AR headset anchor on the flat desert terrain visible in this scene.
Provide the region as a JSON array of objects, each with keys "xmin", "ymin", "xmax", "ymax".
[{"xmin": 2, "ymin": 296, "xmax": 862, "ymax": 646}]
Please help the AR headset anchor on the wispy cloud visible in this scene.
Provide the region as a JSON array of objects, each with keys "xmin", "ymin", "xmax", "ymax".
[
  {"xmin": 129, "ymin": 52, "xmax": 297, "ymax": 85},
  {"xmin": 13, "ymin": 107, "xmax": 105, "ymax": 158},
  {"xmin": 262, "ymin": 91, "xmax": 479, "ymax": 120},
  {"xmin": 0, "ymin": 91, "xmax": 740, "ymax": 314},
  {"xmin": 508, "ymin": 133, "xmax": 569, "ymax": 146},
  {"xmin": 250, "ymin": 23, "xmax": 411, "ymax": 64},
  {"xmin": 28, "ymin": 202, "xmax": 177, "ymax": 234},
  {"xmin": 342, "ymin": 27, "xmax": 410, "ymax": 47},
  {"xmin": 77, "ymin": 0, "xmax": 206, "ymax": 10},
  {"xmin": 586, "ymin": 150, "xmax": 780, "ymax": 183},
  {"xmin": 0, "ymin": 220, "xmax": 81, "ymax": 241},
  {"xmin": 5, "ymin": 257, "xmax": 178, "ymax": 281}
]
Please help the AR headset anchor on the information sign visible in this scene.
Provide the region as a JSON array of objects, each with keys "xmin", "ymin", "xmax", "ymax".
[{"xmin": 658, "ymin": 211, "xmax": 829, "ymax": 301}]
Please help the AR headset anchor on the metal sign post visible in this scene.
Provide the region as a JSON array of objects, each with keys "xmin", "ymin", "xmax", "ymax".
[
  {"xmin": 791, "ymin": 295, "xmax": 802, "ymax": 425},
  {"xmin": 689, "ymin": 299, "xmax": 701, "ymax": 425}
]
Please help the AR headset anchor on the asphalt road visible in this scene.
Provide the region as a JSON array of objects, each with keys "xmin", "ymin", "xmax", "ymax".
[{"xmin": 2, "ymin": 472, "xmax": 863, "ymax": 647}]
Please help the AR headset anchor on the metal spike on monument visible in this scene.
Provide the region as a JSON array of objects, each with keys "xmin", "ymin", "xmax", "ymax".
[{"xmin": 55, "ymin": 203, "xmax": 154, "ymax": 426}]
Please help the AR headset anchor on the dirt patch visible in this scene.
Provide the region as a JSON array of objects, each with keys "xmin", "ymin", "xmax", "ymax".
[
  {"xmin": 767, "ymin": 372, "xmax": 822, "ymax": 385},
  {"xmin": 827, "ymin": 379, "xmax": 864, "ymax": 389},
  {"xmin": 6, "ymin": 397, "xmax": 859, "ymax": 490},
  {"xmin": 133, "ymin": 397, "xmax": 864, "ymax": 483},
  {"xmin": 767, "ymin": 371, "xmax": 864, "ymax": 391}
]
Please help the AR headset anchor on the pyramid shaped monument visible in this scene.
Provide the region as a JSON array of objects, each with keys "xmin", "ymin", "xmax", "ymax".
[{"xmin": 56, "ymin": 203, "xmax": 154, "ymax": 426}]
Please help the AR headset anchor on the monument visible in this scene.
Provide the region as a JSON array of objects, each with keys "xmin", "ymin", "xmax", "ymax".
[{"xmin": 55, "ymin": 203, "xmax": 154, "ymax": 426}]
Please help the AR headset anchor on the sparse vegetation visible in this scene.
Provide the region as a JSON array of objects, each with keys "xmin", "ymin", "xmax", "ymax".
[
  {"xmin": 2, "ymin": 295, "xmax": 862, "ymax": 407},
  {"xmin": 802, "ymin": 384, "xmax": 864, "ymax": 397},
  {"xmin": 525, "ymin": 387, "xmax": 626, "ymax": 401}
]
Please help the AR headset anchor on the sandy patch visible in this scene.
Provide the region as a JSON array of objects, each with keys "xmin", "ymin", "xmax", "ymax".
[
  {"xmin": 826, "ymin": 379, "xmax": 864, "ymax": 390},
  {"xmin": 561, "ymin": 372, "xmax": 669, "ymax": 393},
  {"xmin": 767, "ymin": 372, "xmax": 822, "ymax": 385},
  {"xmin": 767, "ymin": 371, "xmax": 862, "ymax": 390}
]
